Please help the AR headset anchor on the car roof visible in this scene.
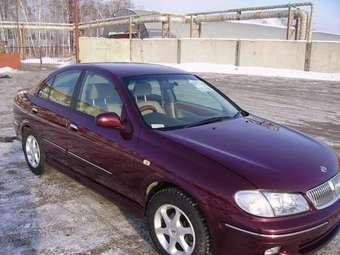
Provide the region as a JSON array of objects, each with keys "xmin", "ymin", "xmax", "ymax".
[{"xmin": 66, "ymin": 63, "xmax": 189, "ymax": 78}]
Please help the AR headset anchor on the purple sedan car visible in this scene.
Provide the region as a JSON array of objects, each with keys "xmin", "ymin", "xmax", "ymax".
[{"xmin": 13, "ymin": 63, "xmax": 339, "ymax": 255}]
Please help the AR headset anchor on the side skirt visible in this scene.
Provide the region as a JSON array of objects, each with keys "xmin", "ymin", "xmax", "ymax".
[{"xmin": 46, "ymin": 157, "xmax": 145, "ymax": 218}]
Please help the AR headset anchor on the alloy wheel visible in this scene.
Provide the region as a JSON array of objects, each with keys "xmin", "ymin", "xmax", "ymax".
[
  {"xmin": 154, "ymin": 204, "xmax": 196, "ymax": 255},
  {"xmin": 25, "ymin": 135, "xmax": 40, "ymax": 168}
]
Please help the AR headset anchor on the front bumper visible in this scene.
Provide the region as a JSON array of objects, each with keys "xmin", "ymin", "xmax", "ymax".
[
  {"xmin": 222, "ymin": 220, "xmax": 338, "ymax": 254},
  {"xmin": 210, "ymin": 202, "xmax": 340, "ymax": 255}
]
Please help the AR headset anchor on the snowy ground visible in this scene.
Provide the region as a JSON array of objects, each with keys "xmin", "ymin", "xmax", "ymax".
[
  {"xmin": 0, "ymin": 67, "xmax": 17, "ymax": 74},
  {"xmin": 21, "ymin": 57, "xmax": 75, "ymax": 68},
  {"xmin": 0, "ymin": 64, "xmax": 339, "ymax": 254},
  {"xmin": 16, "ymin": 60, "xmax": 340, "ymax": 82},
  {"xmin": 165, "ymin": 63, "xmax": 340, "ymax": 82}
]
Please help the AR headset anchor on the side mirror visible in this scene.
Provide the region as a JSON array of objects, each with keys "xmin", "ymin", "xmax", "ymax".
[{"xmin": 96, "ymin": 112, "xmax": 124, "ymax": 129}]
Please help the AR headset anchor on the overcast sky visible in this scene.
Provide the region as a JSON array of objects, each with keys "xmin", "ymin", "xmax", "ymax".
[{"xmin": 133, "ymin": 0, "xmax": 340, "ymax": 35}]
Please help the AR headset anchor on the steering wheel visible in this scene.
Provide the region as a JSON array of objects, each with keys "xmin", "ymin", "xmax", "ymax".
[{"xmin": 140, "ymin": 105, "xmax": 158, "ymax": 113}]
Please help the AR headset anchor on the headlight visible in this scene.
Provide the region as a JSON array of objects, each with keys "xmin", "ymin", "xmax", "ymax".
[{"xmin": 235, "ymin": 191, "xmax": 309, "ymax": 217}]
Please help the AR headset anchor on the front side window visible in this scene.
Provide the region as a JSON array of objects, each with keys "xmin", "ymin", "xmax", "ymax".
[
  {"xmin": 124, "ymin": 74, "xmax": 240, "ymax": 130},
  {"xmin": 49, "ymin": 70, "xmax": 81, "ymax": 106},
  {"xmin": 76, "ymin": 72, "xmax": 123, "ymax": 117}
]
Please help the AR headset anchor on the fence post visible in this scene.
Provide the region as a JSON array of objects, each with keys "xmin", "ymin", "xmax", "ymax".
[
  {"xmin": 189, "ymin": 16, "xmax": 194, "ymax": 38},
  {"xmin": 16, "ymin": 0, "xmax": 22, "ymax": 58},
  {"xmin": 73, "ymin": 0, "xmax": 80, "ymax": 63},
  {"xmin": 161, "ymin": 22, "xmax": 165, "ymax": 38},
  {"xmin": 167, "ymin": 15, "xmax": 171, "ymax": 38},
  {"xmin": 295, "ymin": 17, "xmax": 300, "ymax": 40},
  {"xmin": 198, "ymin": 23, "xmax": 202, "ymax": 38},
  {"xmin": 21, "ymin": 28, "xmax": 26, "ymax": 59},
  {"xmin": 39, "ymin": 46, "xmax": 42, "ymax": 67},
  {"xmin": 286, "ymin": 6, "xmax": 292, "ymax": 40},
  {"xmin": 304, "ymin": 42, "xmax": 312, "ymax": 72},
  {"xmin": 129, "ymin": 17, "xmax": 133, "ymax": 39},
  {"xmin": 177, "ymin": 39, "xmax": 181, "ymax": 64},
  {"xmin": 235, "ymin": 40, "xmax": 241, "ymax": 67}
]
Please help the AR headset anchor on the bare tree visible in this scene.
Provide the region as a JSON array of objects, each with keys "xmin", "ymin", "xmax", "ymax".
[{"xmin": 0, "ymin": 0, "xmax": 134, "ymax": 58}]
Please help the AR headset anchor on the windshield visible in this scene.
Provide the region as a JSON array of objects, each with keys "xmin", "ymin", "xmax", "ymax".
[{"xmin": 124, "ymin": 74, "xmax": 241, "ymax": 130}]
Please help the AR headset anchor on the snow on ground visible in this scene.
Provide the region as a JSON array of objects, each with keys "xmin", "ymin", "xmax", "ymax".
[
  {"xmin": 163, "ymin": 63, "xmax": 340, "ymax": 82},
  {"xmin": 21, "ymin": 57, "xmax": 74, "ymax": 67},
  {"xmin": 0, "ymin": 67, "xmax": 17, "ymax": 74},
  {"xmin": 15, "ymin": 58, "xmax": 340, "ymax": 82}
]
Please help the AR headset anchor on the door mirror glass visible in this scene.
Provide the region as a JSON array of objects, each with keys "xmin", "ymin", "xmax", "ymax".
[{"xmin": 95, "ymin": 112, "xmax": 124, "ymax": 129}]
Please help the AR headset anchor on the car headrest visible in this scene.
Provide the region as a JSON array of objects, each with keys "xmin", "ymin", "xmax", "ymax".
[
  {"xmin": 88, "ymin": 83, "xmax": 111, "ymax": 100},
  {"xmin": 94, "ymin": 83, "xmax": 113, "ymax": 98},
  {"xmin": 87, "ymin": 83, "xmax": 98, "ymax": 99},
  {"xmin": 133, "ymin": 81, "xmax": 152, "ymax": 97}
]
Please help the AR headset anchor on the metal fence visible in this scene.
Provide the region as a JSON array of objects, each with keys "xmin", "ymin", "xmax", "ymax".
[{"xmin": 4, "ymin": 46, "xmax": 74, "ymax": 65}]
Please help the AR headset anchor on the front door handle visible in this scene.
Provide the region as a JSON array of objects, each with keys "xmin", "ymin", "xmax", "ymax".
[
  {"xmin": 69, "ymin": 123, "xmax": 78, "ymax": 131},
  {"xmin": 32, "ymin": 107, "xmax": 38, "ymax": 114}
]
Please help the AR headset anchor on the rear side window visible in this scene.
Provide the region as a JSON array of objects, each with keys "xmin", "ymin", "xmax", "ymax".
[
  {"xmin": 37, "ymin": 77, "xmax": 54, "ymax": 99},
  {"xmin": 49, "ymin": 70, "xmax": 81, "ymax": 107},
  {"xmin": 37, "ymin": 70, "xmax": 81, "ymax": 107}
]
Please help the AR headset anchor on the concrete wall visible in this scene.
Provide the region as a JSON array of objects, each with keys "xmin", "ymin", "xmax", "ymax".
[
  {"xmin": 131, "ymin": 39, "xmax": 178, "ymax": 63},
  {"xmin": 310, "ymin": 41, "xmax": 340, "ymax": 73},
  {"xmin": 79, "ymin": 37, "xmax": 130, "ymax": 63},
  {"xmin": 239, "ymin": 40, "xmax": 307, "ymax": 70},
  {"xmin": 79, "ymin": 37, "xmax": 340, "ymax": 73},
  {"xmin": 179, "ymin": 39, "xmax": 236, "ymax": 64}
]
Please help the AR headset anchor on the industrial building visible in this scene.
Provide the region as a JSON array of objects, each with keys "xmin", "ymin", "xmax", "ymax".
[{"xmin": 102, "ymin": 8, "xmax": 340, "ymax": 41}]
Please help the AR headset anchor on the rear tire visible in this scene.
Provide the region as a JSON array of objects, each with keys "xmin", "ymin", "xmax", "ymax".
[
  {"xmin": 147, "ymin": 187, "xmax": 210, "ymax": 255},
  {"xmin": 22, "ymin": 128, "xmax": 45, "ymax": 175}
]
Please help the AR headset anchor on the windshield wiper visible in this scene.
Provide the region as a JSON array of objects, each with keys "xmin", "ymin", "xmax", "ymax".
[
  {"xmin": 232, "ymin": 111, "xmax": 241, "ymax": 118},
  {"xmin": 184, "ymin": 116, "xmax": 232, "ymax": 128}
]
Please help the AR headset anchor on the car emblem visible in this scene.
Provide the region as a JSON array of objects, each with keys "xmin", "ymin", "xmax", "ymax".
[{"xmin": 320, "ymin": 166, "xmax": 328, "ymax": 173}]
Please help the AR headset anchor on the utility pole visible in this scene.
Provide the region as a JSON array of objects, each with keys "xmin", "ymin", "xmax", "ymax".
[
  {"xmin": 3, "ymin": 0, "xmax": 9, "ymax": 46},
  {"xmin": 16, "ymin": 0, "xmax": 22, "ymax": 58},
  {"xmin": 286, "ymin": 6, "xmax": 292, "ymax": 40},
  {"xmin": 73, "ymin": 0, "xmax": 80, "ymax": 63},
  {"xmin": 68, "ymin": 0, "xmax": 74, "ymax": 52}
]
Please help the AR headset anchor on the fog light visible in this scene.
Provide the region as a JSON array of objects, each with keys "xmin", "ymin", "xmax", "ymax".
[{"xmin": 264, "ymin": 246, "xmax": 281, "ymax": 255}]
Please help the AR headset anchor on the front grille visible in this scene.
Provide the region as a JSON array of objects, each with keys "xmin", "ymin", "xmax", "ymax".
[{"xmin": 306, "ymin": 172, "xmax": 340, "ymax": 209}]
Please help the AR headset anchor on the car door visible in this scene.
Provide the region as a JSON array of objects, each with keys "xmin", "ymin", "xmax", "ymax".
[
  {"xmin": 30, "ymin": 69, "xmax": 82, "ymax": 165},
  {"xmin": 67, "ymin": 70, "xmax": 139, "ymax": 199}
]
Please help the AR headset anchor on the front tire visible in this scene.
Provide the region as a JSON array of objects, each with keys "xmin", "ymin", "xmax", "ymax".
[
  {"xmin": 22, "ymin": 128, "xmax": 45, "ymax": 175},
  {"xmin": 147, "ymin": 188, "xmax": 210, "ymax": 255}
]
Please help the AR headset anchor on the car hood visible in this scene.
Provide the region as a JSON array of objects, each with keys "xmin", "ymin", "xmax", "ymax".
[{"xmin": 162, "ymin": 115, "xmax": 339, "ymax": 192}]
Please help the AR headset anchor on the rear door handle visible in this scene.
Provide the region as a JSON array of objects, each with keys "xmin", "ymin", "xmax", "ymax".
[
  {"xmin": 69, "ymin": 123, "xmax": 78, "ymax": 131},
  {"xmin": 32, "ymin": 107, "xmax": 38, "ymax": 114}
]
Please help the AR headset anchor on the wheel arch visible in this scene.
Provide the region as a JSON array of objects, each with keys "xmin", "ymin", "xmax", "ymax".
[
  {"xmin": 145, "ymin": 181, "xmax": 174, "ymax": 206},
  {"xmin": 21, "ymin": 120, "xmax": 33, "ymax": 135},
  {"xmin": 145, "ymin": 180, "xmax": 213, "ymax": 254},
  {"xmin": 145, "ymin": 180, "xmax": 210, "ymax": 221}
]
